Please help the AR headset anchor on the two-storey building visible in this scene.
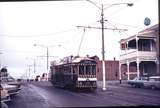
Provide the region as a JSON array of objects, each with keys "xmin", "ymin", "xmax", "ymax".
[{"xmin": 119, "ymin": 24, "xmax": 159, "ymax": 80}]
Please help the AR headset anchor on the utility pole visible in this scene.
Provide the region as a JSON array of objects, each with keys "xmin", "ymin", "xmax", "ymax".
[
  {"xmin": 47, "ymin": 47, "xmax": 49, "ymax": 71},
  {"xmin": 37, "ymin": 55, "xmax": 58, "ymax": 72},
  {"xmin": 28, "ymin": 65, "xmax": 32, "ymax": 82},
  {"xmin": 34, "ymin": 44, "xmax": 61, "ymax": 73},
  {"xmin": 33, "ymin": 59, "xmax": 36, "ymax": 73},
  {"xmin": 101, "ymin": 4, "xmax": 106, "ymax": 91}
]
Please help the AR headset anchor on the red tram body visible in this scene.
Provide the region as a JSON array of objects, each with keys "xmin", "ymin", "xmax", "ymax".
[{"xmin": 49, "ymin": 56, "xmax": 97, "ymax": 90}]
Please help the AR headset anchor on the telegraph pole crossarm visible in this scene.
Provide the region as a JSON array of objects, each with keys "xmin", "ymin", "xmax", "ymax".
[
  {"xmin": 76, "ymin": 26, "xmax": 128, "ymax": 31},
  {"xmin": 37, "ymin": 56, "xmax": 58, "ymax": 58}
]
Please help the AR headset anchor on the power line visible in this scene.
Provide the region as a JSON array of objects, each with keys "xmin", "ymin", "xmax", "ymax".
[
  {"xmin": 106, "ymin": 20, "xmax": 144, "ymax": 29},
  {"xmin": 0, "ymin": 49, "xmax": 37, "ymax": 54},
  {"xmin": 0, "ymin": 21, "xmax": 99, "ymax": 38},
  {"xmin": 105, "ymin": 6, "xmax": 127, "ymax": 17},
  {"xmin": 104, "ymin": 21, "xmax": 129, "ymax": 32},
  {"xmin": 0, "ymin": 0, "xmax": 84, "ymax": 2},
  {"xmin": 105, "ymin": 0, "xmax": 140, "ymax": 19},
  {"xmin": 0, "ymin": 28, "xmax": 76, "ymax": 38}
]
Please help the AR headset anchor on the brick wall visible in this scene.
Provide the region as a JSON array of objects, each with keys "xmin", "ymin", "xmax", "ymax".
[{"xmin": 96, "ymin": 60, "xmax": 119, "ymax": 81}]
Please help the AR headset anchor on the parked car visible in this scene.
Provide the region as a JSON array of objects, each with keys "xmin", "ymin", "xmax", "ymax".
[
  {"xmin": 1, "ymin": 83, "xmax": 21, "ymax": 95},
  {"xmin": 127, "ymin": 76, "xmax": 149, "ymax": 88},
  {"xmin": 0, "ymin": 85, "xmax": 10, "ymax": 102},
  {"xmin": 0, "ymin": 76, "xmax": 21, "ymax": 88},
  {"xmin": 0, "ymin": 102, "xmax": 8, "ymax": 108},
  {"xmin": 143, "ymin": 76, "xmax": 160, "ymax": 90}
]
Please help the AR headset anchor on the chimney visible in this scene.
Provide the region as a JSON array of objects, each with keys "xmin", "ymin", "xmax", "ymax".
[{"xmin": 114, "ymin": 57, "xmax": 116, "ymax": 61}]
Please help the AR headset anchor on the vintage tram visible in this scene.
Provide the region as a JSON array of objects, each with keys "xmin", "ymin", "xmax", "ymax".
[{"xmin": 49, "ymin": 56, "xmax": 97, "ymax": 90}]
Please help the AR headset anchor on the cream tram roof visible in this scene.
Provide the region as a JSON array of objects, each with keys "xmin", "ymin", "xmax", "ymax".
[{"xmin": 51, "ymin": 56, "xmax": 95, "ymax": 66}]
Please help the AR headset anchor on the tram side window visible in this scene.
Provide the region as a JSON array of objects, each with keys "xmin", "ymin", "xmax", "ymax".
[
  {"xmin": 73, "ymin": 66, "xmax": 77, "ymax": 74},
  {"xmin": 64, "ymin": 66, "xmax": 70, "ymax": 74},
  {"xmin": 73, "ymin": 67, "xmax": 75, "ymax": 74},
  {"xmin": 79, "ymin": 65, "xmax": 84, "ymax": 75},
  {"xmin": 92, "ymin": 65, "xmax": 96, "ymax": 75},
  {"xmin": 69, "ymin": 67, "xmax": 71, "ymax": 74}
]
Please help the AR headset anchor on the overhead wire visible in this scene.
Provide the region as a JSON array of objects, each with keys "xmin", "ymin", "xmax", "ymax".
[
  {"xmin": 119, "ymin": 31, "xmax": 132, "ymax": 39},
  {"xmin": 0, "ymin": 49, "xmax": 38, "ymax": 54},
  {"xmin": 58, "ymin": 28, "xmax": 83, "ymax": 46},
  {"xmin": 83, "ymin": 0, "xmax": 143, "ymax": 33},
  {"xmin": 104, "ymin": 21, "xmax": 127, "ymax": 32},
  {"xmin": 102, "ymin": 0, "xmax": 144, "ymax": 31},
  {"xmin": 106, "ymin": 20, "xmax": 144, "ymax": 30},
  {"xmin": 0, "ymin": 21, "xmax": 99, "ymax": 38},
  {"xmin": 103, "ymin": 0, "xmax": 141, "ymax": 25},
  {"xmin": 0, "ymin": 28, "xmax": 76, "ymax": 38}
]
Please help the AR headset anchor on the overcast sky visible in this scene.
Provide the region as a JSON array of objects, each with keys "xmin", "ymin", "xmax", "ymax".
[{"xmin": 0, "ymin": 0, "xmax": 158, "ymax": 78}]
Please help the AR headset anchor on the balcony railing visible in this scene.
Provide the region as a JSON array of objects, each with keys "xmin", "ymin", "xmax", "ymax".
[{"xmin": 120, "ymin": 49, "xmax": 156, "ymax": 61}]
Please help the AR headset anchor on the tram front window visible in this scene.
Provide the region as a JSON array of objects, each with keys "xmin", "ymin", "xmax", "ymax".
[
  {"xmin": 86, "ymin": 65, "xmax": 92, "ymax": 75},
  {"xmin": 79, "ymin": 65, "xmax": 84, "ymax": 75},
  {"xmin": 92, "ymin": 65, "xmax": 96, "ymax": 75}
]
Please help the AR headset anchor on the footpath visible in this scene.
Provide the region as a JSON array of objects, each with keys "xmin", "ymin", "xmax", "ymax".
[{"xmin": 97, "ymin": 80, "xmax": 130, "ymax": 88}]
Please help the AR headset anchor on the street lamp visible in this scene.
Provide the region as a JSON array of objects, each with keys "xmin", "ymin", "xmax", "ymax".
[
  {"xmin": 86, "ymin": 0, "xmax": 133, "ymax": 91},
  {"xmin": 33, "ymin": 44, "xmax": 61, "ymax": 72}
]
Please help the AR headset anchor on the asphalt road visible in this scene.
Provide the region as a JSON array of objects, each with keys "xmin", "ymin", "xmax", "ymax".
[{"xmin": 7, "ymin": 81, "xmax": 160, "ymax": 108}]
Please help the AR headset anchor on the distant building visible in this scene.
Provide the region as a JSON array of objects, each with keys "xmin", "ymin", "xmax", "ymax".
[{"xmin": 119, "ymin": 24, "xmax": 159, "ymax": 80}]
